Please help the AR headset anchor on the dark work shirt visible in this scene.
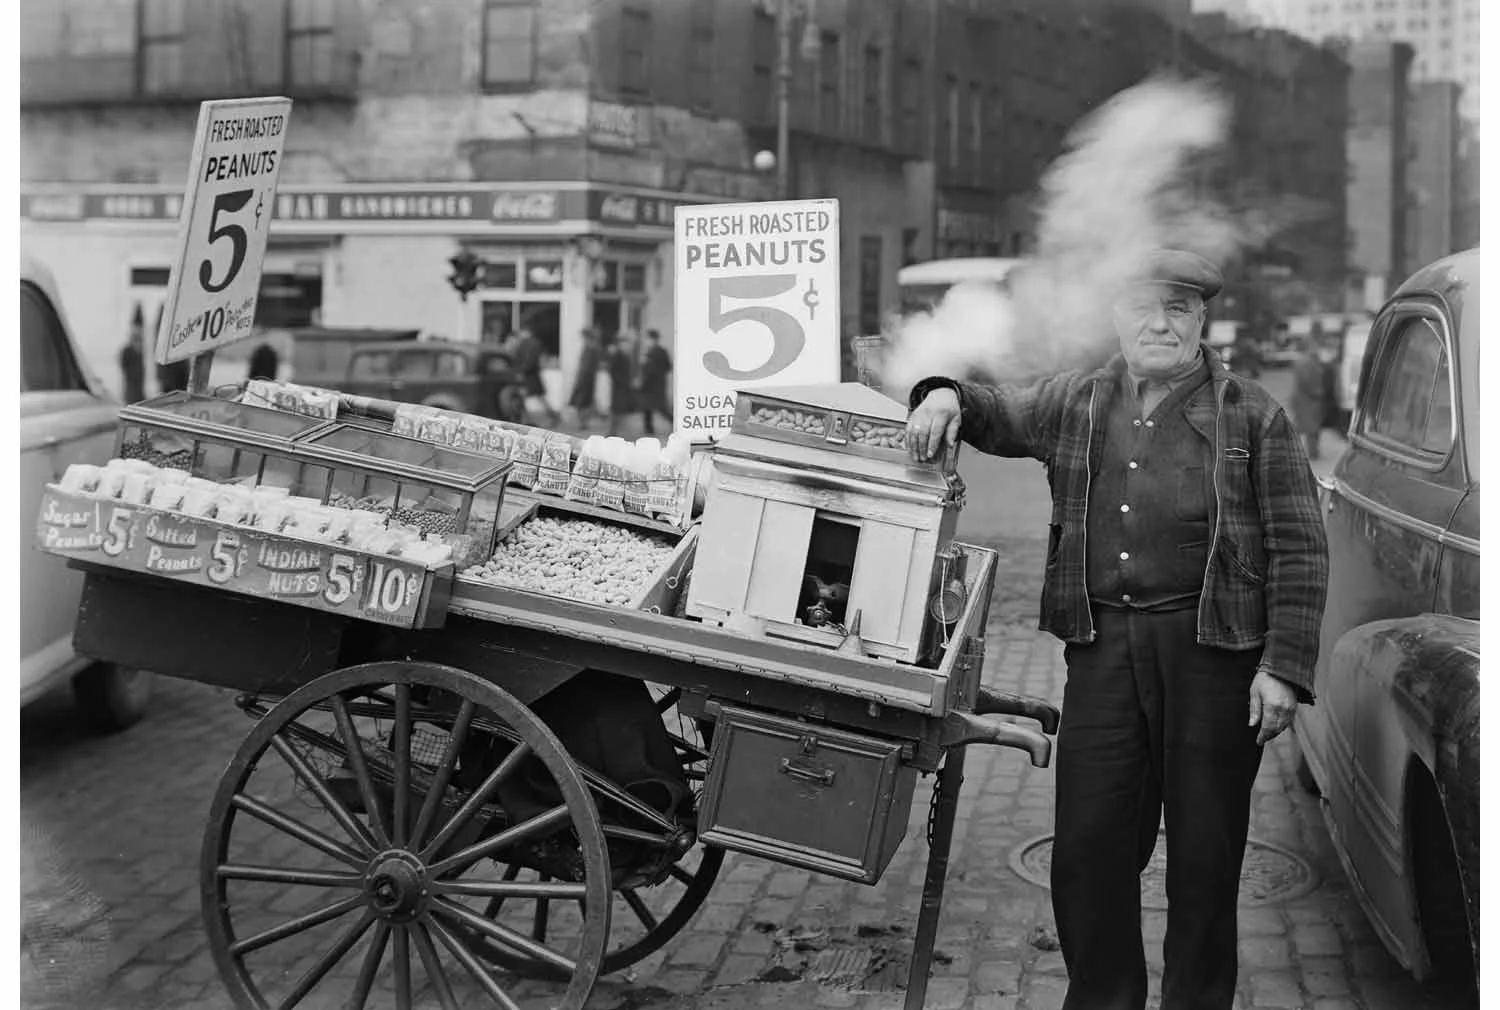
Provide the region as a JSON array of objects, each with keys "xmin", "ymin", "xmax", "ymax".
[{"xmin": 1087, "ymin": 358, "xmax": 1214, "ymax": 612}]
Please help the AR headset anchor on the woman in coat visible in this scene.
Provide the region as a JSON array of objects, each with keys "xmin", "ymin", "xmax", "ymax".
[
  {"xmin": 1290, "ymin": 333, "xmax": 1330, "ymax": 460},
  {"xmin": 568, "ymin": 328, "xmax": 603, "ymax": 426}
]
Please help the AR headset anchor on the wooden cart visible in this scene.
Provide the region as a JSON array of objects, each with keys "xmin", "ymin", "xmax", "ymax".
[{"xmin": 38, "ymin": 456, "xmax": 1058, "ymax": 1010}]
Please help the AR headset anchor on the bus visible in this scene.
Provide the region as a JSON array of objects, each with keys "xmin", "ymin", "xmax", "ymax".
[{"xmin": 897, "ymin": 257, "xmax": 1022, "ymax": 313}]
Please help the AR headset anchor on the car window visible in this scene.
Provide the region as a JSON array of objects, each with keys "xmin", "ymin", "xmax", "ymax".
[
  {"xmin": 1363, "ymin": 317, "xmax": 1452, "ymax": 459},
  {"xmin": 349, "ymin": 352, "xmax": 392, "ymax": 380},
  {"xmin": 393, "ymin": 351, "xmax": 435, "ymax": 380},
  {"xmin": 21, "ymin": 282, "xmax": 86, "ymax": 394},
  {"xmin": 482, "ymin": 353, "xmax": 515, "ymax": 376},
  {"xmin": 434, "ymin": 352, "xmax": 468, "ymax": 378}
]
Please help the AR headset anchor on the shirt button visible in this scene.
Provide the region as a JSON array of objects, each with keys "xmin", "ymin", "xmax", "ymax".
[
  {"xmin": 1120, "ymin": 504, "xmax": 1130, "ymax": 513},
  {"xmin": 1120, "ymin": 551, "xmax": 1130, "ymax": 560},
  {"xmin": 1133, "ymin": 419, "xmax": 1142, "ymax": 427},
  {"xmin": 1129, "ymin": 461, "xmax": 1139, "ymax": 469},
  {"xmin": 1122, "ymin": 593, "xmax": 1133, "ymax": 602}
]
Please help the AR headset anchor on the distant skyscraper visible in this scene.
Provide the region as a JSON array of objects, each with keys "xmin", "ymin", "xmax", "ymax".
[{"xmin": 1263, "ymin": 0, "xmax": 1479, "ymax": 124}]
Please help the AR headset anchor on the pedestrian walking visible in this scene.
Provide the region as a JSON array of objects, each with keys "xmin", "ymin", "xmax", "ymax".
[
  {"xmin": 512, "ymin": 326, "xmax": 559, "ymax": 427},
  {"xmin": 1290, "ymin": 330, "xmax": 1331, "ymax": 460},
  {"xmin": 118, "ymin": 312, "xmax": 146, "ymax": 404},
  {"xmin": 606, "ymin": 332, "xmax": 639, "ymax": 436},
  {"xmin": 248, "ymin": 342, "xmax": 279, "ymax": 381},
  {"xmin": 568, "ymin": 328, "xmax": 604, "ymax": 428},
  {"xmin": 637, "ymin": 329, "xmax": 673, "ymax": 435},
  {"xmin": 905, "ymin": 249, "xmax": 1329, "ymax": 1010}
]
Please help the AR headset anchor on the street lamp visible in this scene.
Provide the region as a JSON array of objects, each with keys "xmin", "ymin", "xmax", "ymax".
[{"xmin": 765, "ymin": 0, "xmax": 820, "ymax": 200}]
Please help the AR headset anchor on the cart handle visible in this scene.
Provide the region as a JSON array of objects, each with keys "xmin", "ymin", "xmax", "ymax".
[
  {"xmin": 974, "ymin": 686, "xmax": 1061, "ymax": 735},
  {"xmin": 940, "ymin": 712, "xmax": 1052, "ymax": 768}
]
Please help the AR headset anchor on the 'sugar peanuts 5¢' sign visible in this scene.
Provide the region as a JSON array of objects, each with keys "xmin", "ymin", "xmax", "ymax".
[
  {"xmin": 155, "ymin": 97, "xmax": 293, "ymax": 366},
  {"xmin": 673, "ymin": 199, "xmax": 842, "ymax": 441}
]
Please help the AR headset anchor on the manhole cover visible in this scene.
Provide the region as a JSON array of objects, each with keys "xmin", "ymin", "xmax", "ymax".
[{"xmin": 1008, "ymin": 831, "xmax": 1317, "ymax": 908}]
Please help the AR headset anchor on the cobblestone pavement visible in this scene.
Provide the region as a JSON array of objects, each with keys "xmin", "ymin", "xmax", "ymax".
[{"xmin": 20, "ymin": 609, "xmax": 1474, "ymax": 1010}]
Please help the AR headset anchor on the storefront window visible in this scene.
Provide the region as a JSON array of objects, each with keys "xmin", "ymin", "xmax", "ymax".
[
  {"xmin": 255, "ymin": 271, "xmax": 323, "ymax": 328},
  {"xmin": 481, "ymin": 300, "xmax": 561, "ymax": 361},
  {"xmin": 589, "ymin": 258, "xmax": 649, "ymax": 341}
]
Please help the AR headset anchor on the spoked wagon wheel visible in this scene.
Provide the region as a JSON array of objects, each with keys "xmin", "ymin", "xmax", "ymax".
[
  {"xmin": 201, "ymin": 662, "xmax": 611, "ymax": 1010},
  {"xmin": 467, "ymin": 683, "xmax": 726, "ymax": 979}
]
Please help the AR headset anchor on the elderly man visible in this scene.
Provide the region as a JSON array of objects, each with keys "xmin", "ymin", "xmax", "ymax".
[{"xmin": 907, "ymin": 250, "xmax": 1328, "ymax": 1010}]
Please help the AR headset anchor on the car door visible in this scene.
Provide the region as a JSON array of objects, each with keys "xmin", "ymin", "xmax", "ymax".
[
  {"xmin": 344, "ymin": 349, "xmax": 395, "ymax": 400},
  {"xmin": 390, "ymin": 349, "xmax": 438, "ymax": 405},
  {"xmin": 20, "ymin": 280, "xmax": 119, "ymax": 700},
  {"xmin": 1317, "ymin": 302, "xmax": 1467, "ymax": 905}
]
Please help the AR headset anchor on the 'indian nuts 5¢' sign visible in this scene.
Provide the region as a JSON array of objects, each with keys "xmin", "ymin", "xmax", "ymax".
[
  {"xmin": 673, "ymin": 198, "xmax": 841, "ymax": 440},
  {"xmin": 155, "ymin": 97, "xmax": 293, "ymax": 365}
]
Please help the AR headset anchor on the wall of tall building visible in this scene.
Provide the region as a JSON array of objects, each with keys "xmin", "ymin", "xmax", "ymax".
[
  {"xmin": 1345, "ymin": 41, "xmax": 1414, "ymax": 306},
  {"xmin": 1407, "ymin": 81, "xmax": 1462, "ymax": 267}
]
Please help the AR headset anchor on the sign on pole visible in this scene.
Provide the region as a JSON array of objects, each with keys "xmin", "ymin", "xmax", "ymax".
[
  {"xmin": 673, "ymin": 198, "xmax": 841, "ymax": 440},
  {"xmin": 154, "ymin": 96, "xmax": 293, "ymax": 367}
]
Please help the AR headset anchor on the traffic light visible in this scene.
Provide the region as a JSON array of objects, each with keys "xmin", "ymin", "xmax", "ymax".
[{"xmin": 447, "ymin": 249, "xmax": 484, "ymax": 301}]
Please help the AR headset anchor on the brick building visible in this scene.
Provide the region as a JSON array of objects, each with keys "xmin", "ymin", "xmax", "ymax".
[{"xmin": 19, "ymin": 0, "xmax": 947, "ymax": 399}]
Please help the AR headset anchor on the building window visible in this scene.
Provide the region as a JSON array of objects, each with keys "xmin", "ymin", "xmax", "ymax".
[
  {"xmin": 689, "ymin": 4, "xmax": 713, "ymax": 107},
  {"xmin": 139, "ymin": 0, "xmax": 185, "ymax": 95},
  {"xmin": 862, "ymin": 46, "xmax": 883, "ymax": 144},
  {"xmin": 858, "ymin": 236, "xmax": 882, "ymax": 335},
  {"xmin": 752, "ymin": 11, "xmax": 775, "ymax": 123},
  {"xmin": 287, "ymin": 0, "xmax": 335, "ymax": 89},
  {"xmin": 482, "ymin": 0, "xmax": 538, "ymax": 89},
  {"xmin": 969, "ymin": 82, "xmax": 983, "ymax": 182},
  {"xmin": 899, "ymin": 58, "xmax": 922, "ymax": 154},
  {"xmin": 621, "ymin": 7, "xmax": 651, "ymax": 95},
  {"xmin": 945, "ymin": 76, "xmax": 960, "ymax": 168},
  {"xmin": 819, "ymin": 32, "xmax": 841, "ymax": 134}
]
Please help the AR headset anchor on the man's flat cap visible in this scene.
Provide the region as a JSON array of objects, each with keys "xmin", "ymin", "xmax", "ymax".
[{"xmin": 1131, "ymin": 249, "xmax": 1224, "ymax": 300}]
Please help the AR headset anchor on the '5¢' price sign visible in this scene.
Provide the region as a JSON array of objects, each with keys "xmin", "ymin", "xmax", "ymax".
[
  {"xmin": 154, "ymin": 96, "xmax": 293, "ymax": 366},
  {"xmin": 673, "ymin": 198, "xmax": 841, "ymax": 440}
]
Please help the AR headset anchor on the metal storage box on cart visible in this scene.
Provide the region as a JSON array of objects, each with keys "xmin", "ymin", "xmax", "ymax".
[
  {"xmin": 697, "ymin": 702, "xmax": 917, "ymax": 883},
  {"xmin": 687, "ymin": 382, "xmax": 966, "ymax": 665}
]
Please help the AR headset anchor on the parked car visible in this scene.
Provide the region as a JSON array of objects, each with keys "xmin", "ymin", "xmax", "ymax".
[
  {"xmin": 1329, "ymin": 315, "xmax": 1374, "ymax": 433},
  {"xmin": 1294, "ymin": 248, "xmax": 1478, "ymax": 992},
  {"xmin": 287, "ymin": 326, "xmax": 423, "ymax": 388},
  {"xmin": 338, "ymin": 340, "xmax": 528, "ymax": 423},
  {"xmin": 21, "ymin": 255, "xmax": 154, "ymax": 731}
]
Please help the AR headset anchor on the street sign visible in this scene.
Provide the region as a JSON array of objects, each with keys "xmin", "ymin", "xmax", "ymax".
[
  {"xmin": 154, "ymin": 97, "xmax": 293, "ymax": 366},
  {"xmin": 673, "ymin": 198, "xmax": 841, "ymax": 441}
]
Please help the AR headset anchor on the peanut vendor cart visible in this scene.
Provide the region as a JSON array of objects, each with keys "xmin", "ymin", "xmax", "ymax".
[{"xmin": 34, "ymin": 381, "xmax": 1059, "ymax": 1010}]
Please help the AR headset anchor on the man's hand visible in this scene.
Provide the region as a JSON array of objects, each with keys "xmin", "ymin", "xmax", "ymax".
[
  {"xmin": 1248, "ymin": 669, "xmax": 1299, "ymax": 746},
  {"xmin": 907, "ymin": 388, "xmax": 962, "ymax": 462}
]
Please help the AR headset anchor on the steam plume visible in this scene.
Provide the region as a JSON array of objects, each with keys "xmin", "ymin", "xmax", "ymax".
[{"xmin": 881, "ymin": 76, "xmax": 1242, "ymax": 396}]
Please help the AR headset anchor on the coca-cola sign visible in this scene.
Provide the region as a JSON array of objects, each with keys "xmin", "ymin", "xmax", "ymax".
[{"xmin": 490, "ymin": 191, "xmax": 559, "ymax": 222}]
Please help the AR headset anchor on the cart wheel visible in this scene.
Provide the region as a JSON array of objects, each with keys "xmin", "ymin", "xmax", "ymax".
[
  {"xmin": 467, "ymin": 683, "xmax": 727, "ymax": 979},
  {"xmin": 201, "ymin": 661, "xmax": 611, "ymax": 1010}
]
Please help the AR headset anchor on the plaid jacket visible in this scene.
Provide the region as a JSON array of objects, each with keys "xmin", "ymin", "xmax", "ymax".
[{"xmin": 911, "ymin": 344, "xmax": 1329, "ymax": 699}]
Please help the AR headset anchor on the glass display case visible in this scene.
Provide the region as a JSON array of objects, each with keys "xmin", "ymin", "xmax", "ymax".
[
  {"xmin": 297, "ymin": 424, "xmax": 511, "ymax": 567},
  {"xmin": 115, "ymin": 393, "xmax": 511, "ymax": 567}
]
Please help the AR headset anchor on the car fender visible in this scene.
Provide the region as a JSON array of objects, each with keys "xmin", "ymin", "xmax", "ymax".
[{"xmin": 1325, "ymin": 614, "xmax": 1478, "ymax": 975}]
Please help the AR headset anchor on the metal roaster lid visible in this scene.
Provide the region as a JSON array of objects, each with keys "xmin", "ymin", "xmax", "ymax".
[{"xmin": 716, "ymin": 382, "xmax": 966, "ymax": 506}]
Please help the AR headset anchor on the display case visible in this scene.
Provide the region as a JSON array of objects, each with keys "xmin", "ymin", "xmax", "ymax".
[
  {"xmin": 117, "ymin": 392, "xmax": 338, "ymax": 491},
  {"xmin": 296, "ymin": 424, "xmax": 510, "ymax": 568},
  {"xmin": 115, "ymin": 393, "xmax": 511, "ymax": 568}
]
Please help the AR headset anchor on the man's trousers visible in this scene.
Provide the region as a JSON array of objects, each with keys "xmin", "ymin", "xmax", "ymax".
[{"xmin": 1051, "ymin": 606, "xmax": 1266, "ymax": 1010}]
